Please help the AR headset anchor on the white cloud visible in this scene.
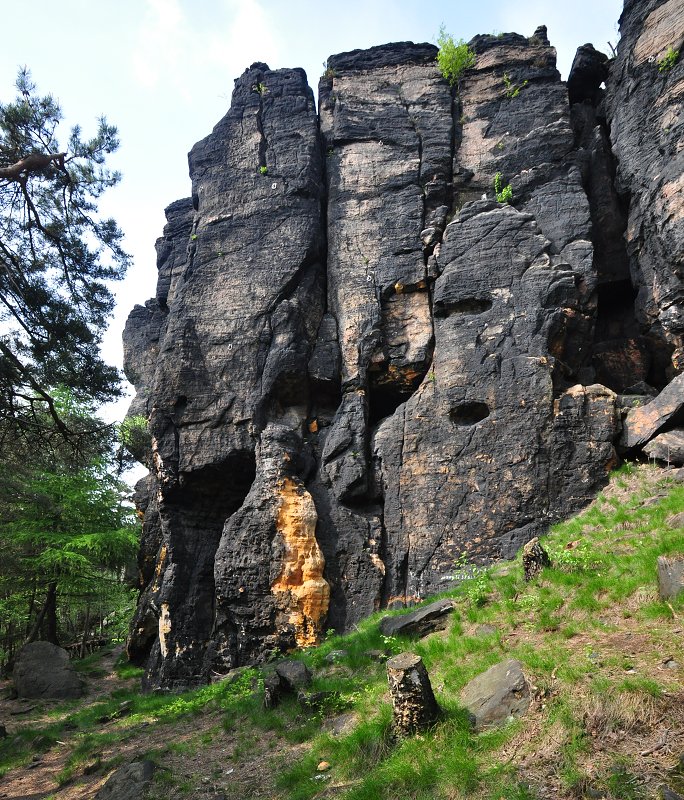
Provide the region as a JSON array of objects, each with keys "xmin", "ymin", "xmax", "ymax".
[{"xmin": 130, "ymin": 0, "xmax": 279, "ymax": 102}]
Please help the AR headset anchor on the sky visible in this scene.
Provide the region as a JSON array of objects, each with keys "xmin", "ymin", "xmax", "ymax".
[{"xmin": 2, "ymin": 0, "xmax": 623, "ymax": 423}]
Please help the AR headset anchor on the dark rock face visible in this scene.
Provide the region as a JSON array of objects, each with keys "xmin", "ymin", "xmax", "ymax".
[
  {"xmin": 603, "ymin": 0, "xmax": 684, "ymax": 378},
  {"xmin": 124, "ymin": 4, "xmax": 681, "ymax": 689},
  {"xmin": 13, "ymin": 642, "xmax": 84, "ymax": 700}
]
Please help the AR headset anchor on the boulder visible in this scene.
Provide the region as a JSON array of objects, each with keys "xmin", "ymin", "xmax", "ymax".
[
  {"xmin": 460, "ymin": 659, "xmax": 530, "ymax": 731},
  {"xmin": 13, "ymin": 642, "xmax": 84, "ymax": 700},
  {"xmin": 644, "ymin": 429, "xmax": 684, "ymax": 465},
  {"xmin": 95, "ymin": 761, "xmax": 156, "ymax": 800},
  {"xmin": 274, "ymin": 659, "xmax": 312, "ymax": 691},
  {"xmin": 657, "ymin": 556, "xmax": 684, "ymax": 601},
  {"xmin": 379, "ymin": 599, "xmax": 455, "ymax": 638},
  {"xmin": 621, "ymin": 374, "xmax": 684, "ymax": 450}
]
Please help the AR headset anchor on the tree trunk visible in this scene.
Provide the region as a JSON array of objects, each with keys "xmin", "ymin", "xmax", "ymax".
[
  {"xmin": 25, "ymin": 582, "xmax": 58, "ymax": 644},
  {"xmin": 43, "ymin": 582, "xmax": 59, "ymax": 644},
  {"xmin": 79, "ymin": 606, "xmax": 91, "ymax": 659},
  {"xmin": 386, "ymin": 652, "xmax": 440, "ymax": 739}
]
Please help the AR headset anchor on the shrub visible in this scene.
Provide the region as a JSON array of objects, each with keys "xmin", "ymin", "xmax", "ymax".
[
  {"xmin": 259, "ymin": 165, "xmax": 268, "ymax": 175},
  {"xmin": 503, "ymin": 72, "xmax": 528, "ymax": 98},
  {"xmin": 658, "ymin": 46, "xmax": 679, "ymax": 73},
  {"xmin": 437, "ymin": 26, "xmax": 476, "ymax": 86},
  {"xmin": 494, "ymin": 172, "xmax": 513, "ymax": 203}
]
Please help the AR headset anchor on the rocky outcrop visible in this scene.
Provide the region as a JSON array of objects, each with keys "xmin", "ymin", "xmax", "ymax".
[
  {"xmin": 603, "ymin": 0, "xmax": 684, "ymax": 377},
  {"xmin": 124, "ymin": 2, "xmax": 682, "ymax": 689}
]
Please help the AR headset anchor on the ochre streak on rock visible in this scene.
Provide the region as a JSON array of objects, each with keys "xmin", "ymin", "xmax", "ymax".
[
  {"xmin": 159, "ymin": 603, "xmax": 171, "ymax": 658},
  {"xmin": 271, "ymin": 477, "xmax": 330, "ymax": 647}
]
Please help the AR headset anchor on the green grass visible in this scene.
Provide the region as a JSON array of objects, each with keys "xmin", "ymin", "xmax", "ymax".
[
  {"xmin": 271, "ymin": 465, "xmax": 684, "ymax": 799},
  {"xmin": 2, "ymin": 465, "xmax": 682, "ymax": 798}
]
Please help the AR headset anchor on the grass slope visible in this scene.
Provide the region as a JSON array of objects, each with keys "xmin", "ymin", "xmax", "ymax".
[{"xmin": 1, "ymin": 464, "xmax": 683, "ymax": 800}]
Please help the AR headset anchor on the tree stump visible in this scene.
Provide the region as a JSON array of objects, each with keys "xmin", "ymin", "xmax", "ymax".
[
  {"xmin": 386, "ymin": 652, "xmax": 440, "ymax": 738},
  {"xmin": 522, "ymin": 537, "xmax": 550, "ymax": 582}
]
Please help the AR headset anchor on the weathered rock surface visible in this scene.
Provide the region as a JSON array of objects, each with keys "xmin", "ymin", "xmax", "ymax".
[
  {"xmin": 460, "ymin": 659, "xmax": 530, "ymax": 731},
  {"xmin": 379, "ymin": 599, "xmax": 455, "ymax": 638},
  {"xmin": 604, "ymin": 0, "xmax": 684, "ymax": 376},
  {"xmin": 13, "ymin": 642, "xmax": 84, "ymax": 700},
  {"xmin": 622, "ymin": 374, "xmax": 684, "ymax": 450},
  {"xmin": 124, "ymin": 2, "xmax": 682, "ymax": 688},
  {"xmin": 95, "ymin": 761, "xmax": 155, "ymax": 800},
  {"xmin": 657, "ymin": 556, "xmax": 684, "ymax": 600},
  {"xmin": 645, "ymin": 429, "xmax": 684, "ymax": 465}
]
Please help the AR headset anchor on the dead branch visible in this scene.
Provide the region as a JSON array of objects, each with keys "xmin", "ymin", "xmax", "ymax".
[
  {"xmin": 639, "ymin": 728, "xmax": 669, "ymax": 756},
  {"xmin": 0, "ymin": 152, "xmax": 66, "ymax": 182}
]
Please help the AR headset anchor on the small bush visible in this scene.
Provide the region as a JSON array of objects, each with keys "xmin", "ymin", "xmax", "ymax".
[
  {"xmin": 437, "ymin": 26, "xmax": 476, "ymax": 86},
  {"xmin": 658, "ymin": 46, "xmax": 679, "ymax": 73},
  {"xmin": 259, "ymin": 165, "xmax": 268, "ymax": 175},
  {"xmin": 503, "ymin": 71, "xmax": 528, "ymax": 98},
  {"xmin": 494, "ymin": 172, "xmax": 513, "ymax": 203}
]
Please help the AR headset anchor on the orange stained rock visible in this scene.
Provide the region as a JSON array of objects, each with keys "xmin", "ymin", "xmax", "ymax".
[
  {"xmin": 159, "ymin": 602, "xmax": 172, "ymax": 658},
  {"xmin": 271, "ymin": 476, "xmax": 330, "ymax": 647}
]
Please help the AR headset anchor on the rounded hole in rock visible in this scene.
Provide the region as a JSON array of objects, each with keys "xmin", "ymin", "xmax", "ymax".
[
  {"xmin": 449, "ymin": 402, "xmax": 490, "ymax": 426},
  {"xmin": 444, "ymin": 297, "xmax": 493, "ymax": 316}
]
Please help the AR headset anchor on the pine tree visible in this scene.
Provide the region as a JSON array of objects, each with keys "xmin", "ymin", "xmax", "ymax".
[
  {"xmin": 0, "ymin": 392, "xmax": 139, "ymax": 666},
  {"xmin": 0, "ymin": 68, "xmax": 129, "ymax": 447}
]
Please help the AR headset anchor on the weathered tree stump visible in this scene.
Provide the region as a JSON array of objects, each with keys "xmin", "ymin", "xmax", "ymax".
[
  {"xmin": 386, "ymin": 652, "xmax": 440, "ymax": 738},
  {"xmin": 263, "ymin": 672, "xmax": 283, "ymax": 709},
  {"xmin": 522, "ymin": 537, "xmax": 550, "ymax": 582}
]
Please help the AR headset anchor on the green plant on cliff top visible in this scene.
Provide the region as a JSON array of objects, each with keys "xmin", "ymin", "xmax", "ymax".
[
  {"xmin": 437, "ymin": 26, "xmax": 476, "ymax": 86},
  {"xmin": 494, "ymin": 171, "xmax": 513, "ymax": 203},
  {"xmin": 658, "ymin": 46, "xmax": 679, "ymax": 73}
]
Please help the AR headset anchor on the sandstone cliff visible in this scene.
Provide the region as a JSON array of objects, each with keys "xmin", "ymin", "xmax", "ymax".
[{"xmin": 123, "ymin": 0, "xmax": 684, "ymax": 688}]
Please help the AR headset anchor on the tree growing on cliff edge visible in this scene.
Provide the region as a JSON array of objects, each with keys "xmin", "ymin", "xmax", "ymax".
[
  {"xmin": 0, "ymin": 68, "xmax": 129, "ymax": 449},
  {"xmin": 437, "ymin": 26, "xmax": 476, "ymax": 86}
]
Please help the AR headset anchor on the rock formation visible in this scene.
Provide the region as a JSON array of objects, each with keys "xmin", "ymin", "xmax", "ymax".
[{"xmin": 123, "ymin": 0, "xmax": 683, "ymax": 689}]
